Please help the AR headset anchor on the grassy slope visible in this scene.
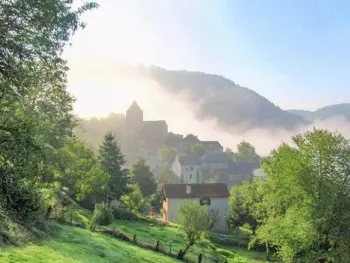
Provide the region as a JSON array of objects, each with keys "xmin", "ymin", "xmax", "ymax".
[
  {"xmin": 0, "ymin": 221, "xmax": 179, "ymax": 263},
  {"xmin": 108, "ymin": 219, "xmax": 268, "ymax": 263}
]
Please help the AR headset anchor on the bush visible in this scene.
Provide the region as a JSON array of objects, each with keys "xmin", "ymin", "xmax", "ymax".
[
  {"xmin": 112, "ymin": 207, "xmax": 139, "ymax": 221},
  {"xmin": 216, "ymin": 248, "xmax": 236, "ymax": 257},
  {"xmin": 90, "ymin": 202, "xmax": 114, "ymax": 231}
]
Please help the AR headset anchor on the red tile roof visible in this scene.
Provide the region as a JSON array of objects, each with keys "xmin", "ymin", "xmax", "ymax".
[{"xmin": 162, "ymin": 183, "xmax": 229, "ymax": 198}]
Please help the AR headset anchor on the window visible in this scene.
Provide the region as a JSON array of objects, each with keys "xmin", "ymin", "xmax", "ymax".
[
  {"xmin": 200, "ymin": 198, "xmax": 211, "ymax": 206},
  {"xmin": 189, "ymin": 174, "xmax": 192, "ymax": 180},
  {"xmin": 185, "ymin": 167, "xmax": 188, "ymax": 171},
  {"xmin": 190, "ymin": 166, "xmax": 194, "ymax": 171}
]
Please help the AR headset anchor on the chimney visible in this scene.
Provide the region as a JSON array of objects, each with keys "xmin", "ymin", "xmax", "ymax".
[{"xmin": 186, "ymin": 185, "xmax": 191, "ymax": 195}]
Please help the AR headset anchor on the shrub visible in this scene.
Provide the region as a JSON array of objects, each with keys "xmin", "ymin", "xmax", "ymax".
[
  {"xmin": 112, "ymin": 207, "xmax": 139, "ymax": 221},
  {"xmin": 216, "ymin": 248, "xmax": 236, "ymax": 258},
  {"xmin": 120, "ymin": 184, "xmax": 150, "ymax": 213},
  {"xmin": 90, "ymin": 202, "xmax": 114, "ymax": 231}
]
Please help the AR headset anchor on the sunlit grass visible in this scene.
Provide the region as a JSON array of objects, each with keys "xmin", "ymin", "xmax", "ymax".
[
  {"xmin": 108, "ymin": 219, "xmax": 268, "ymax": 263},
  {"xmin": 0, "ymin": 221, "xmax": 179, "ymax": 263}
]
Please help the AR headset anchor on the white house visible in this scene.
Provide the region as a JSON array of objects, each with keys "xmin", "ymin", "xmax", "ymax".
[
  {"xmin": 162, "ymin": 183, "xmax": 229, "ymax": 234},
  {"xmin": 171, "ymin": 154, "xmax": 260, "ymax": 189},
  {"xmin": 171, "ymin": 153, "xmax": 229, "ymax": 183}
]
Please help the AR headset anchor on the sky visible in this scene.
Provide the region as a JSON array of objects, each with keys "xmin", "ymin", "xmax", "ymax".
[{"xmin": 64, "ymin": 0, "xmax": 350, "ymax": 118}]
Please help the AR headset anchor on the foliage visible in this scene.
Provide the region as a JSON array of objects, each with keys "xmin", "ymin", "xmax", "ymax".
[
  {"xmin": 228, "ymin": 181, "xmax": 263, "ymax": 235},
  {"xmin": 113, "ymin": 207, "xmax": 139, "ymax": 221},
  {"xmin": 208, "ymin": 208, "xmax": 220, "ymax": 230},
  {"xmin": 160, "ymin": 146, "xmax": 177, "ymax": 164},
  {"xmin": 225, "ymin": 148, "xmax": 236, "ymax": 161},
  {"xmin": 90, "ymin": 202, "xmax": 114, "ymax": 231},
  {"xmin": 0, "ymin": 0, "xmax": 97, "ymax": 227},
  {"xmin": 150, "ymin": 185, "xmax": 163, "ymax": 212},
  {"xmin": 55, "ymin": 138, "xmax": 110, "ymax": 202},
  {"xmin": 121, "ymin": 184, "xmax": 149, "ymax": 213},
  {"xmin": 130, "ymin": 157, "xmax": 157, "ymax": 197},
  {"xmin": 185, "ymin": 143, "xmax": 206, "ymax": 156},
  {"xmin": 98, "ymin": 132, "xmax": 129, "ymax": 199},
  {"xmin": 254, "ymin": 129, "xmax": 350, "ymax": 262},
  {"xmin": 235, "ymin": 141, "xmax": 260, "ymax": 162},
  {"xmin": 74, "ymin": 113, "xmax": 125, "ymax": 152},
  {"xmin": 177, "ymin": 202, "xmax": 212, "ymax": 259},
  {"xmin": 158, "ymin": 166, "xmax": 176, "ymax": 184},
  {"xmin": 165, "ymin": 132, "xmax": 183, "ymax": 148}
]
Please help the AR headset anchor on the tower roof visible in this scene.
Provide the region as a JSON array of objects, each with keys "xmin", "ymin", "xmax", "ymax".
[{"xmin": 127, "ymin": 100, "xmax": 142, "ymax": 112}]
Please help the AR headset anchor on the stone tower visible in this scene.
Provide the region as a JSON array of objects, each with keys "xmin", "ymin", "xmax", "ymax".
[{"xmin": 125, "ymin": 101, "xmax": 143, "ymax": 136}]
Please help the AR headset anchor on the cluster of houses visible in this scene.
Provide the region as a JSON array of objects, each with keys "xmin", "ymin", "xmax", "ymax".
[
  {"xmin": 161, "ymin": 137, "xmax": 264, "ymax": 234},
  {"xmin": 123, "ymin": 101, "xmax": 265, "ymax": 234}
]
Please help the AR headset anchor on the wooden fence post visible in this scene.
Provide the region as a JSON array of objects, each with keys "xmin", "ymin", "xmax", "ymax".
[
  {"xmin": 133, "ymin": 234, "xmax": 137, "ymax": 243},
  {"xmin": 198, "ymin": 253, "xmax": 202, "ymax": 263},
  {"xmin": 155, "ymin": 240, "xmax": 160, "ymax": 251}
]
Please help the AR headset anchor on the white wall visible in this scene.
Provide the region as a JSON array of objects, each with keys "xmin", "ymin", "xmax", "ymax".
[
  {"xmin": 171, "ymin": 157, "xmax": 181, "ymax": 179},
  {"xmin": 166, "ymin": 197, "xmax": 228, "ymax": 234},
  {"xmin": 181, "ymin": 165, "xmax": 200, "ymax": 183}
]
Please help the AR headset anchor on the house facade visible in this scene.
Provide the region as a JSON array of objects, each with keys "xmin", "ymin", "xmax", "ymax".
[
  {"xmin": 171, "ymin": 153, "xmax": 260, "ymax": 189},
  {"xmin": 162, "ymin": 183, "xmax": 229, "ymax": 234}
]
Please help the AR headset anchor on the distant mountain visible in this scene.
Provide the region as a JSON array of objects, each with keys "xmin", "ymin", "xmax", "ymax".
[
  {"xmin": 288, "ymin": 103, "xmax": 350, "ymax": 122},
  {"xmin": 131, "ymin": 66, "xmax": 307, "ymax": 131}
]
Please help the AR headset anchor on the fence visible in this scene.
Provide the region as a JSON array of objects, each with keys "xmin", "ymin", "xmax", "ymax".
[{"xmin": 97, "ymin": 226, "xmax": 228, "ymax": 263}]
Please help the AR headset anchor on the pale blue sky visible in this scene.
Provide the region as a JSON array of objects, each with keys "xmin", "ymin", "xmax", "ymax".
[{"xmin": 65, "ymin": 0, "xmax": 350, "ymax": 115}]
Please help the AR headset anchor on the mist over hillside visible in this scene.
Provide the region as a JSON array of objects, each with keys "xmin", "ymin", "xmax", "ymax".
[
  {"xmin": 70, "ymin": 64, "xmax": 350, "ymax": 156},
  {"xmin": 289, "ymin": 103, "xmax": 350, "ymax": 122}
]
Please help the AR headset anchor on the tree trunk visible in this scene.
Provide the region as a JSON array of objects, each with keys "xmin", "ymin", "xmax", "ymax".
[{"xmin": 176, "ymin": 243, "xmax": 193, "ymax": 260}]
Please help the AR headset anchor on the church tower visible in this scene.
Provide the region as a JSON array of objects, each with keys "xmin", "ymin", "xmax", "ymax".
[{"xmin": 125, "ymin": 101, "xmax": 143, "ymax": 134}]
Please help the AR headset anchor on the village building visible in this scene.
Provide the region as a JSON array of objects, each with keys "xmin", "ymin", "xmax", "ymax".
[
  {"xmin": 177, "ymin": 135, "xmax": 223, "ymax": 154},
  {"xmin": 162, "ymin": 183, "xmax": 229, "ymax": 233},
  {"xmin": 171, "ymin": 153, "xmax": 260, "ymax": 188}
]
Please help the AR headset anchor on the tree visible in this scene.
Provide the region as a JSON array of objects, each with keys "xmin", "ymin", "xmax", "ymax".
[
  {"xmin": 56, "ymin": 138, "xmax": 110, "ymax": 202},
  {"xmin": 121, "ymin": 184, "xmax": 149, "ymax": 213},
  {"xmin": 130, "ymin": 157, "xmax": 157, "ymax": 197},
  {"xmin": 165, "ymin": 132, "xmax": 183, "ymax": 148},
  {"xmin": 185, "ymin": 144, "xmax": 205, "ymax": 156},
  {"xmin": 192, "ymin": 144, "xmax": 206, "ymax": 156},
  {"xmin": 228, "ymin": 182, "xmax": 262, "ymax": 235},
  {"xmin": 150, "ymin": 185, "xmax": 163, "ymax": 212},
  {"xmin": 98, "ymin": 132, "xmax": 129, "ymax": 200},
  {"xmin": 160, "ymin": 146, "xmax": 176, "ymax": 164},
  {"xmin": 0, "ymin": 0, "xmax": 97, "ymax": 223},
  {"xmin": 254, "ymin": 129, "xmax": 350, "ymax": 263},
  {"xmin": 158, "ymin": 166, "xmax": 175, "ymax": 184},
  {"xmin": 76, "ymin": 163, "xmax": 110, "ymax": 202},
  {"xmin": 235, "ymin": 141, "xmax": 260, "ymax": 162},
  {"xmin": 177, "ymin": 202, "xmax": 212, "ymax": 259},
  {"xmin": 225, "ymin": 148, "xmax": 235, "ymax": 161}
]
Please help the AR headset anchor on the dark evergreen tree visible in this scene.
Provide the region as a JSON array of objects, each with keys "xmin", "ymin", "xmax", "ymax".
[
  {"xmin": 130, "ymin": 157, "xmax": 157, "ymax": 197},
  {"xmin": 98, "ymin": 132, "xmax": 129, "ymax": 200}
]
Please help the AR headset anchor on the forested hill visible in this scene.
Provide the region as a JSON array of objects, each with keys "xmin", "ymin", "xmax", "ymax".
[
  {"xmin": 126, "ymin": 65, "xmax": 307, "ymax": 131},
  {"xmin": 288, "ymin": 103, "xmax": 350, "ymax": 122}
]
